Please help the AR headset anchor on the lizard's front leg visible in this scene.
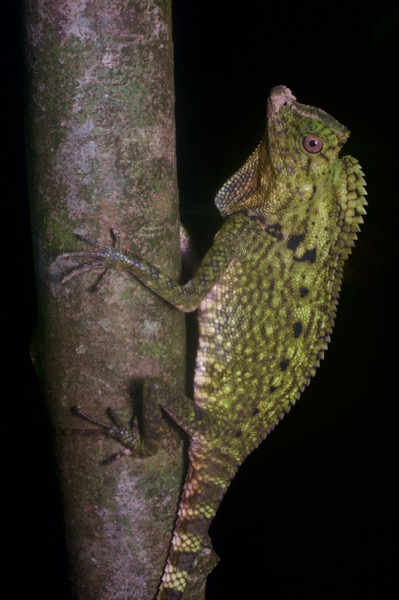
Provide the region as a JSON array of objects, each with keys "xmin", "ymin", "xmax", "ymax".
[{"xmin": 59, "ymin": 213, "xmax": 250, "ymax": 312}]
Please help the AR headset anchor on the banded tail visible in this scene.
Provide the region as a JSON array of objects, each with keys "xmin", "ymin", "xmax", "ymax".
[{"xmin": 156, "ymin": 446, "xmax": 234, "ymax": 599}]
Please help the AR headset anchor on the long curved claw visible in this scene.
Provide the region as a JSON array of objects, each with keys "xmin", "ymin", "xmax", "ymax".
[
  {"xmin": 100, "ymin": 448, "xmax": 134, "ymax": 465},
  {"xmin": 73, "ymin": 405, "xmax": 134, "ymax": 464},
  {"xmin": 71, "ymin": 405, "xmax": 143, "ymax": 459},
  {"xmin": 74, "ymin": 233, "xmax": 116, "ymax": 252},
  {"xmin": 72, "ymin": 405, "xmax": 115, "ymax": 431},
  {"xmin": 61, "ymin": 260, "xmax": 107, "ymax": 284},
  {"xmin": 59, "ymin": 230, "xmax": 120, "ymax": 284}
]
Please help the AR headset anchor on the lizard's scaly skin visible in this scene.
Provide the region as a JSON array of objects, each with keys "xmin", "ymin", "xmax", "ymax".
[{"xmin": 61, "ymin": 86, "xmax": 367, "ymax": 599}]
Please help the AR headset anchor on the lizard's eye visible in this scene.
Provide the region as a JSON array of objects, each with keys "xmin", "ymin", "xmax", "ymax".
[{"xmin": 302, "ymin": 135, "xmax": 323, "ymax": 154}]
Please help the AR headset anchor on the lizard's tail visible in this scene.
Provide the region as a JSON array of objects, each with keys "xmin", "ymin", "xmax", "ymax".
[{"xmin": 156, "ymin": 449, "xmax": 233, "ymax": 599}]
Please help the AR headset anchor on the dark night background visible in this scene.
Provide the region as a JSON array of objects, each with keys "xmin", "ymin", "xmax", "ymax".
[{"xmin": 5, "ymin": 1, "xmax": 397, "ymax": 598}]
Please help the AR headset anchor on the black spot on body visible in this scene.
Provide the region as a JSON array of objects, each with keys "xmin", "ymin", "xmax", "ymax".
[
  {"xmin": 280, "ymin": 359, "xmax": 290, "ymax": 371},
  {"xmin": 303, "ymin": 248, "xmax": 317, "ymax": 264},
  {"xmin": 287, "ymin": 233, "xmax": 305, "ymax": 251},
  {"xmin": 269, "ymin": 386, "xmax": 277, "ymax": 393},
  {"xmin": 235, "ymin": 430, "xmax": 242, "ymax": 438},
  {"xmin": 252, "ymin": 408, "xmax": 260, "ymax": 417},
  {"xmin": 265, "ymin": 223, "xmax": 283, "ymax": 240},
  {"xmin": 293, "ymin": 322, "xmax": 303, "ymax": 338},
  {"xmin": 300, "ymin": 287, "xmax": 309, "ymax": 297},
  {"xmin": 252, "ymin": 214, "xmax": 267, "ymax": 227},
  {"xmin": 294, "ymin": 247, "xmax": 317, "ymax": 264}
]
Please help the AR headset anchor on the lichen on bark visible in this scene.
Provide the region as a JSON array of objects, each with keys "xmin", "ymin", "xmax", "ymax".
[{"xmin": 24, "ymin": 1, "xmax": 196, "ymax": 598}]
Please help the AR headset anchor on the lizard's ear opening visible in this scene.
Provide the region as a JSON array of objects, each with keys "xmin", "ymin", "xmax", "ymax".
[{"xmin": 215, "ymin": 141, "xmax": 264, "ymax": 217}]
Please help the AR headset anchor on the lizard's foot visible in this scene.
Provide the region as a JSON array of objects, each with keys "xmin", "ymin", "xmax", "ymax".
[
  {"xmin": 72, "ymin": 405, "xmax": 146, "ymax": 463},
  {"xmin": 59, "ymin": 229, "xmax": 122, "ymax": 286}
]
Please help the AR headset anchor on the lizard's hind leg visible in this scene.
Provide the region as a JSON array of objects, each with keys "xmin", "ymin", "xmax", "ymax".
[{"xmin": 71, "ymin": 379, "xmax": 200, "ymax": 461}]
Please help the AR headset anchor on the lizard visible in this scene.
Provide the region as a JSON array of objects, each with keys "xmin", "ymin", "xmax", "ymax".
[{"xmin": 60, "ymin": 85, "xmax": 367, "ymax": 599}]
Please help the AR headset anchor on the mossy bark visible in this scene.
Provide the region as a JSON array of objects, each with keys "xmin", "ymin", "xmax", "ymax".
[{"xmin": 23, "ymin": 1, "xmax": 204, "ymax": 598}]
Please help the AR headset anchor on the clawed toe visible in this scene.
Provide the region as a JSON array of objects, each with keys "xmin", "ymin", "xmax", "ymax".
[{"xmin": 71, "ymin": 405, "xmax": 143, "ymax": 459}]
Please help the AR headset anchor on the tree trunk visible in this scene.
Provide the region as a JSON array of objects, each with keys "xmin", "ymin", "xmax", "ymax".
[{"xmin": 24, "ymin": 1, "xmax": 191, "ymax": 598}]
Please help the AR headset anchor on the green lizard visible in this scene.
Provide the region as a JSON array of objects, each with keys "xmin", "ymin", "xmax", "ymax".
[{"xmin": 60, "ymin": 86, "xmax": 367, "ymax": 599}]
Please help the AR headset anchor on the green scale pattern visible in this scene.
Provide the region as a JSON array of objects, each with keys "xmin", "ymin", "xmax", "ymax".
[{"xmin": 61, "ymin": 86, "xmax": 367, "ymax": 599}]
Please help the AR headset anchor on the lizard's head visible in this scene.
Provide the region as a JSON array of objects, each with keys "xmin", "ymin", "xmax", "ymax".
[
  {"xmin": 261, "ymin": 85, "xmax": 351, "ymax": 214},
  {"xmin": 215, "ymin": 86, "xmax": 350, "ymax": 219},
  {"xmin": 267, "ymin": 86, "xmax": 349, "ymax": 179}
]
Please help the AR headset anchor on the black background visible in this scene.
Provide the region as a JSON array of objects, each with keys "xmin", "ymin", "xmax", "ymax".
[{"xmin": 5, "ymin": 1, "xmax": 398, "ymax": 598}]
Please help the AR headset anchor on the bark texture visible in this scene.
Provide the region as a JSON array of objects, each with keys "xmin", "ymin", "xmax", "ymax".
[{"xmin": 24, "ymin": 1, "xmax": 193, "ymax": 598}]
